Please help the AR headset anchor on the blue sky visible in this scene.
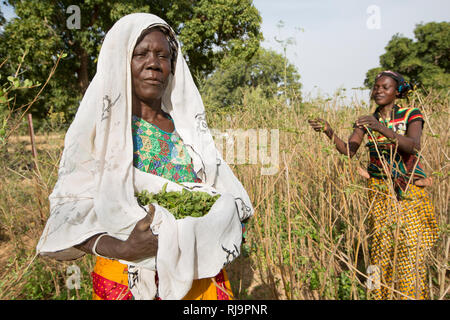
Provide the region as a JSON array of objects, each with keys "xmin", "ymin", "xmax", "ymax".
[
  {"xmin": 253, "ymin": 0, "xmax": 450, "ymax": 100},
  {"xmin": 2, "ymin": 1, "xmax": 449, "ymax": 100}
]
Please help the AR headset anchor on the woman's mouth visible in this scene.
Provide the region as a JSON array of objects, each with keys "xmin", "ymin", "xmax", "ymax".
[{"xmin": 143, "ymin": 78, "xmax": 163, "ymax": 85}]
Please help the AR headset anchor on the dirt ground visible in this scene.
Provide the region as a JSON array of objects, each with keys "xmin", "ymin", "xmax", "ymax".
[{"xmin": 6, "ymin": 134, "xmax": 64, "ymax": 153}]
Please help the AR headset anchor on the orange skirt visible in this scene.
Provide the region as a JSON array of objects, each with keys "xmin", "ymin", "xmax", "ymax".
[{"xmin": 92, "ymin": 256, "xmax": 233, "ymax": 300}]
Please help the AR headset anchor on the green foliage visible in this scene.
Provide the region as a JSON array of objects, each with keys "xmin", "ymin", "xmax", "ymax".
[
  {"xmin": 0, "ymin": 254, "xmax": 93, "ymax": 300},
  {"xmin": 365, "ymin": 22, "xmax": 450, "ymax": 90},
  {"xmin": 0, "ymin": 0, "xmax": 262, "ymax": 122},
  {"xmin": 308, "ymin": 265, "xmax": 324, "ymax": 290},
  {"xmin": 337, "ymin": 271, "xmax": 366, "ymax": 300},
  {"xmin": 136, "ymin": 184, "xmax": 220, "ymax": 219},
  {"xmin": 20, "ymin": 260, "xmax": 91, "ymax": 300},
  {"xmin": 201, "ymin": 47, "xmax": 302, "ymax": 109},
  {"xmin": 0, "ymin": 7, "xmax": 5, "ymax": 27},
  {"xmin": 0, "ymin": 53, "xmax": 44, "ymax": 145},
  {"xmin": 174, "ymin": 0, "xmax": 262, "ymax": 78}
]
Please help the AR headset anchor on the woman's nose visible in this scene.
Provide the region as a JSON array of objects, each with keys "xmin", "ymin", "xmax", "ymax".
[{"xmin": 145, "ymin": 53, "xmax": 160, "ymax": 70}]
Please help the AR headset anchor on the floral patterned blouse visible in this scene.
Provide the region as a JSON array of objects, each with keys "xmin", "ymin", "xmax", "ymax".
[{"xmin": 131, "ymin": 114, "xmax": 201, "ymax": 183}]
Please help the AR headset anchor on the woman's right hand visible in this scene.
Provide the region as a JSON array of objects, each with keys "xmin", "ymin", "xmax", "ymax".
[
  {"xmin": 120, "ymin": 204, "xmax": 158, "ymax": 261},
  {"xmin": 308, "ymin": 118, "xmax": 332, "ymax": 136}
]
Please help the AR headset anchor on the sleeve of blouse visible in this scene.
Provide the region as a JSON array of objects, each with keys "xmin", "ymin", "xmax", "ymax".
[{"xmin": 407, "ymin": 108, "xmax": 425, "ymax": 128}]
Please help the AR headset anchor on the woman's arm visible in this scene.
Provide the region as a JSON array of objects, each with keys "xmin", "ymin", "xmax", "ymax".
[
  {"xmin": 356, "ymin": 115, "xmax": 422, "ymax": 154},
  {"xmin": 75, "ymin": 206, "xmax": 158, "ymax": 261},
  {"xmin": 308, "ymin": 118, "xmax": 365, "ymax": 158},
  {"xmin": 75, "ymin": 233, "xmax": 130, "ymax": 260}
]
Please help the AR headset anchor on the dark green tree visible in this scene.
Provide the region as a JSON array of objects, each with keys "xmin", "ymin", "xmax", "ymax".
[
  {"xmin": 200, "ymin": 47, "xmax": 302, "ymax": 109},
  {"xmin": 0, "ymin": 0, "xmax": 262, "ymax": 120},
  {"xmin": 364, "ymin": 22, "xmax": 449, "ymax": 90},
  {"xmin": 0, "ymin": 7, "xmax": 5, "ymax": 27}
]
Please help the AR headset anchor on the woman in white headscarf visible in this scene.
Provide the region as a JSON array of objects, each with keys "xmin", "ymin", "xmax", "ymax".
[{"xmin": 36, "ymin": 13, "xmax": 253, "ymax": 300}]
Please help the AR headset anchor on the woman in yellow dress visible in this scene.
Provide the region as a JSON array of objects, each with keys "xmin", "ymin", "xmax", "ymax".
[{"xmin": 308, "ymin": 71, "xmax": 438, "ymax": 299}]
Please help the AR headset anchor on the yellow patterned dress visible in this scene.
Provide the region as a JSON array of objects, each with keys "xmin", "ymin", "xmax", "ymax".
[
  {"xmin": 91, "ymin": 115, "xmax": 233, "ymax": 300},
  {"xmin": 364, "ymin": 106, "xmax": 439, "ymax": 300}
]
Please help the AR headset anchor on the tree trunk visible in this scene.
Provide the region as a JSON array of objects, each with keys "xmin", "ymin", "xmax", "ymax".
[{"xmin": 77, "ymin": 47, "xmax": 89, "ymax": 94}]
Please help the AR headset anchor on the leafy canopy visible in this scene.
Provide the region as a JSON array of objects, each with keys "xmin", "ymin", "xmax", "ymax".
[
  {"xmin": 365, "ymin": 22, "xmax": 450, "ymax": 91},
  {"xmin": 0, "ymin": 0, "xmax": 262, "ymax": 121},
  {"xmin": 201, "ymin": 47, "xmax": 302, "ymax": 109}
]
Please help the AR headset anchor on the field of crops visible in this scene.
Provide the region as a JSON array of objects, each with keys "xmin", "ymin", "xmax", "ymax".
[{"xmin": 0, "ymin": 88, "xmax": 448, "ymax": 300}]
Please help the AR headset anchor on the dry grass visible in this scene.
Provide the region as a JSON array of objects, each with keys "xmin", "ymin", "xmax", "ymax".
[
  {"xmin": 0, "ymin": 89, "xmax": 448, "ymax": 300},
  {"xmin": 218, "ymin": 89, "xmax": 449, "ymax": 300}
]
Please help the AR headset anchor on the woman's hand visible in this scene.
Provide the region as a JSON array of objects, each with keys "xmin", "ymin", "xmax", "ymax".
[
  {"xmin": 357, "ymin": 167, "xmax": 370, "ymax": 179},
  {"xmin": 308, "ymin": 118, "xmax": 333, "ymax": 136},
  {"xmin": 307, "ymin": 118, "xmax": 365, "ymax": 158},
  {"xmin": 355, "ymin": 115, "xmax": 383, "ymax": 132},
  {"xmin": 120, "ymin": 204, "xmax": 158, "ymax": 261}
]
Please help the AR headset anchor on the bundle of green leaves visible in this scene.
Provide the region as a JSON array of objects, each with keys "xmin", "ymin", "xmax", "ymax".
[{"xmin": 136, "ymin": 184, "xmax": 220, "ymax": 219}]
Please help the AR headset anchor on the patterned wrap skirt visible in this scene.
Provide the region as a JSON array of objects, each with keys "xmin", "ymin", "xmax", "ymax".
[
  {"xmin": 92, "ymin": 257, "xmax": 233, "ymax": 300},
  {"xmin": 366, "ymin": 177, "xmax": 439, "ymax": 300}
]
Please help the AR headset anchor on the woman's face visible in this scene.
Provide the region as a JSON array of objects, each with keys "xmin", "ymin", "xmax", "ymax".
[
  {"xmin": 371, "ymin": 76, "xmax": 398, "ymax": 106},
  {"xmin": 131, "ymin": 30, "xmax": 172, "ymax": 105}
]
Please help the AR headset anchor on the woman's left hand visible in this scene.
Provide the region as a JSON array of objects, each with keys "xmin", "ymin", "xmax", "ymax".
[
  {"xmin": 355, "ymin": 115, "xmax": 383, "ymax": 132},
  {"xmin": 308, "ymin": 118, "xmax": 333, "ymax": 136}
]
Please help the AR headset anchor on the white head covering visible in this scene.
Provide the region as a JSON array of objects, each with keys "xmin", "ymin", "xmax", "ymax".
[{"xmin": 36, "ymin": 13, "xmax": 253, "ymax": 299}]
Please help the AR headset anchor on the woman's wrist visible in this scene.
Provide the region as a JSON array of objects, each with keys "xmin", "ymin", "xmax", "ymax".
[
  {"xmin": 91, "ymin": 211, "xmax": 158, "ymax": 262},
  {"xmin": 324, "ymin": 126, "xmax": 334, "ymax": 139},
  {"xmin": 94, "ymin": 234, "xmax": 129, "ymax": 260},
  {"xmin": 113, "ymin": 239, "xmax": 131, "ymax": 261}
]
